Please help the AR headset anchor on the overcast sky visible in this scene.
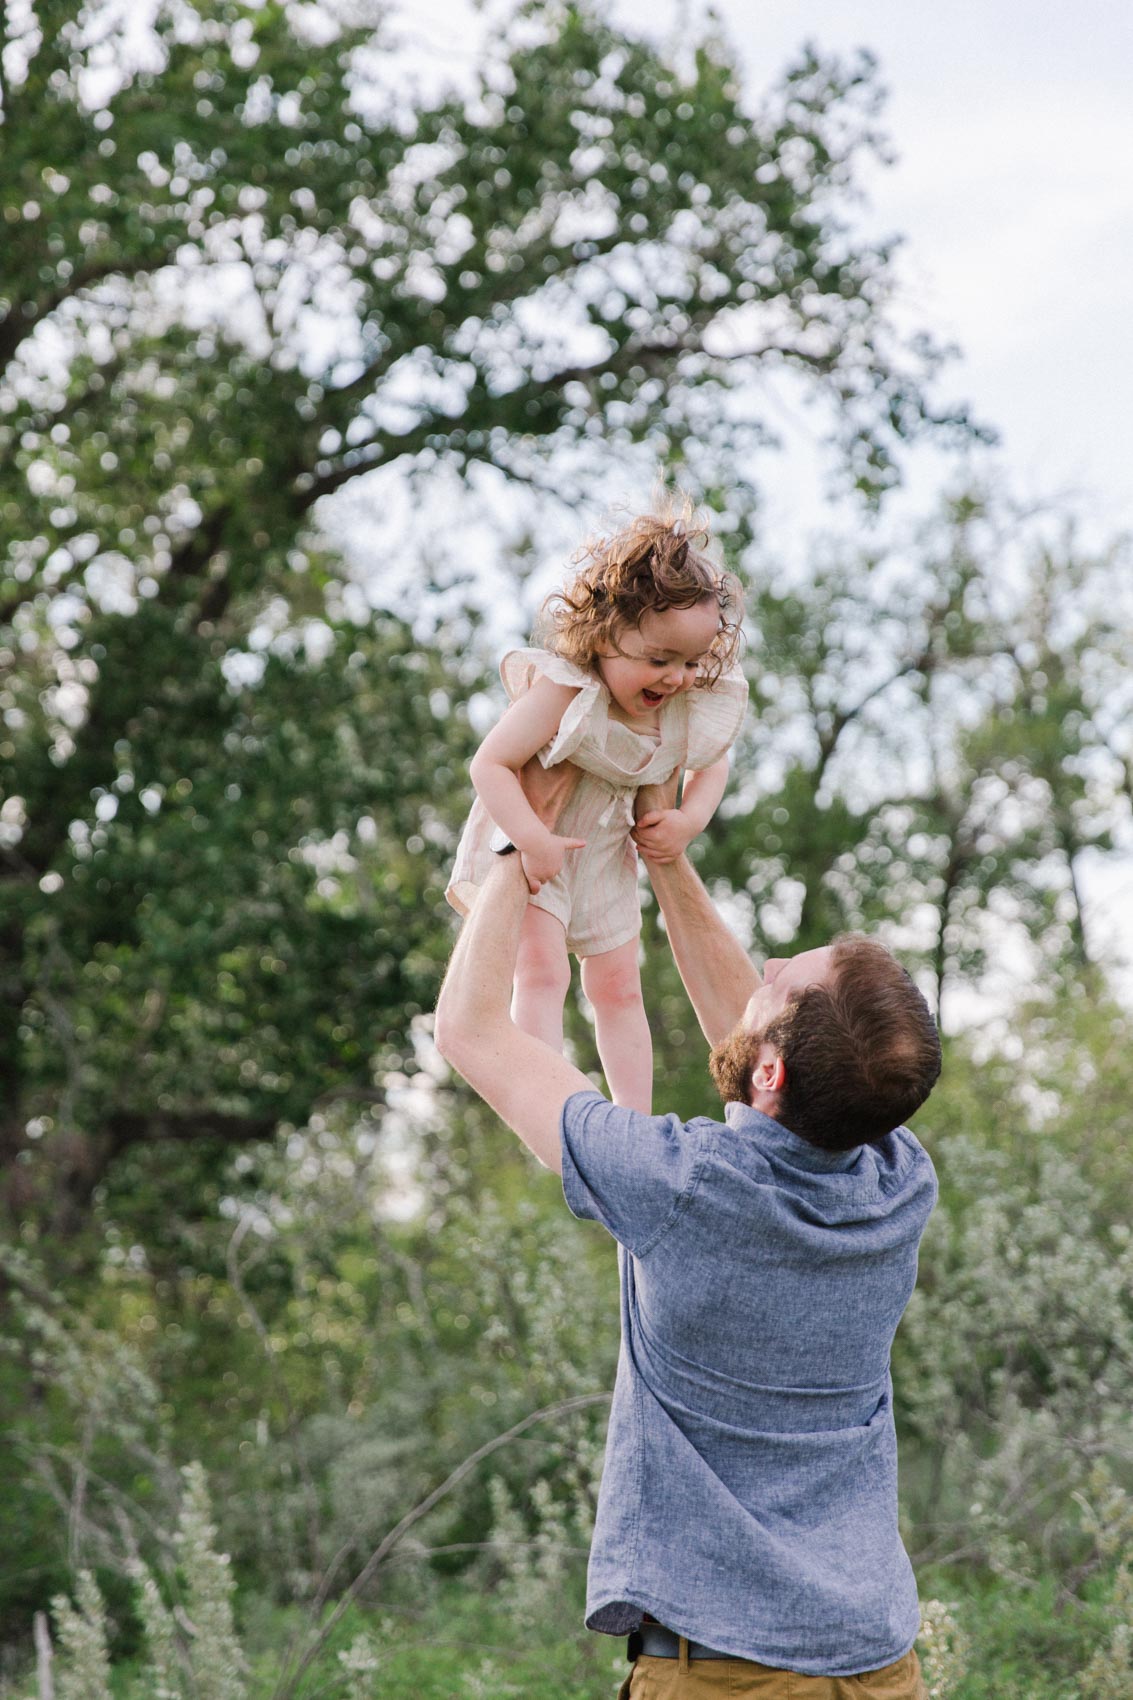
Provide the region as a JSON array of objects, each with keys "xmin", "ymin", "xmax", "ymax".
[{"xmin": 406, "ymin": 0, "xmax": 1133, "ymax": 550}]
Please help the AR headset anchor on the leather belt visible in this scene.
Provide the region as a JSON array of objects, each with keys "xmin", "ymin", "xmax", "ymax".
[{"xmin": 629, "ymin": 1623, "xmax": 732, "ymax": 1661}]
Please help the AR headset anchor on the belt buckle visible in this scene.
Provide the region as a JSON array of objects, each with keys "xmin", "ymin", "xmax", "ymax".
[{"xmin": 626, "ymin": 1629, "xmax": 643, "ymax": 1661}]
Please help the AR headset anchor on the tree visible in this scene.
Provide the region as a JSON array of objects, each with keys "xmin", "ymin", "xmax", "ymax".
[
  {"xmin": 0, "ymin": 0, "xmax": 978, "ymax": 1235},
  {"xmin": 673, "ymin": 491, "xmax": 1133, "ymax": 1032}
]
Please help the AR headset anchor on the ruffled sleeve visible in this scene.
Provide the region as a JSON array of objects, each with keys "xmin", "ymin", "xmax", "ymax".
[
  {"xmin": 685, "ymin": 664, "xmax": 749, "ymax": 770},
  {"xmin": 499, "ymin": 647, "xmax": 606, "ymax": 768}
]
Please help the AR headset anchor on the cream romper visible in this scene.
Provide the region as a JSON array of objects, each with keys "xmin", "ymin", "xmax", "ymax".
[{"xmin": 446, "ymin": 648, "xmax": 748, "ymax": 958}]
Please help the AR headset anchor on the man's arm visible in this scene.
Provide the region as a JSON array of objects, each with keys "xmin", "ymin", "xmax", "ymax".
[
  {"xmin": 434, "ymin": 773, "xmax": 593, "ymax": 1175},
  {"xmin": 634, "ymin": 779, "xmax": 759, "ymax": 1046}
]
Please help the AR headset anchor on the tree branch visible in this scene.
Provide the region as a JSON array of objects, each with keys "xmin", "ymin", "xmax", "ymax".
[
  {"xmin": 102, "ymin": 1108, "xmax": 279, "ymax": 1152},
  {"xmin": 813, "ymin": 650, "xmax": 935, "ymax": 787},
  {"xmin": 0, "ymin": 254, "xmax": 171, "ymax": 379}
]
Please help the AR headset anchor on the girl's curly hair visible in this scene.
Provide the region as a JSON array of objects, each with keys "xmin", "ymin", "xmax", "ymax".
[{"xmin": 538, "ymin": 503, "xmax": 743, "ymax": 688}]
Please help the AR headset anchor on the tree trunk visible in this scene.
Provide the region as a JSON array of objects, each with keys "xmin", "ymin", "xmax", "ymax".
[
  {"xmin": 1057, "ymin": 818, "xmax": 1091, "ymax": 970},
  {"xmin": 933, "ymin": 851, "xmax": 966, "ymax": 1028},
  {"xmin": 33, "ymin": 1609, "xmax": 54, "ymax": 1700},
  {"xmin": 0, "ymin": 915, "xmax": 30, "ymax": 1214}
]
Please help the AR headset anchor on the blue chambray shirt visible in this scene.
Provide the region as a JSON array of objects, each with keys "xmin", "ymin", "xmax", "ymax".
[{"xmin": 560, "ymin": 1089, "xmax": 937, "ymax": 1677}]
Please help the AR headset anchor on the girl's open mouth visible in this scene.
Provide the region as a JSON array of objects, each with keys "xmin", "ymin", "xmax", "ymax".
[{"xmin": 642, "ymin": 689, "xmax": 664, "ymax": 705}]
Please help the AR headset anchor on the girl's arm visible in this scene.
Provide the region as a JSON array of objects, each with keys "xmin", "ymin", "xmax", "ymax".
[
  {"xmin": 469, "ymin": 677, "xmax": 586, "ymax": 891},
  {"xmin": 632, "ymin": 753, "xmax": 730, "ymax": 864},
  {"xmin": 679, "ymin": 755, "xmax": 730, "ymax": 833}
]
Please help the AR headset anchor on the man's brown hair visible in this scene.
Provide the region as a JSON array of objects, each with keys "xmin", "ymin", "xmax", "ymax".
[{"xmin": 748, "ymin": 936, "xmax": 941, "ymax": 1152}]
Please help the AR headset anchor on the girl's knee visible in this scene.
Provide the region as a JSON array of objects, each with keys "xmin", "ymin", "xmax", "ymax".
[
  {"xmin": 515, "ymin": 933, "xmax": 571, "ymax": 1001},
  {"xmin": 583, "ymin": 952, "xmax": 643, "ymax": 1013}
]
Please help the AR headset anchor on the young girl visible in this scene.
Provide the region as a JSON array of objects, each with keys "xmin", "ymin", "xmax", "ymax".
[{"xmin": 446, "ymin": 509, "xmax": 746, "ymax": 1114}]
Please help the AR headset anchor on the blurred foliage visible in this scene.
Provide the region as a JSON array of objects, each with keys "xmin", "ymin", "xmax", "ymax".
[
  {"xmin": 2, "ymin": 590, "xmax": 477, "ymax": 1234},
  {"xmin": 0, "ymin": 1088, "xmax": 616, "ymax": 1648}
]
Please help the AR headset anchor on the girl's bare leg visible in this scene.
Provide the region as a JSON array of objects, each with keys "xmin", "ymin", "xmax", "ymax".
[
  {"xmin": 580, "ymin": 939, "xmax": 653, "ymax": 1113},
  {"xmin": 512, "ymin": 905, "xmax": 571, "ymax": 1052}
]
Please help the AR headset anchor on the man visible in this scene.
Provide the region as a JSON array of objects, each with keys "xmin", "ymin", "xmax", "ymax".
[{"xmin": 434, "ymin": 777, "xmax": 940, "ymax": 1699}]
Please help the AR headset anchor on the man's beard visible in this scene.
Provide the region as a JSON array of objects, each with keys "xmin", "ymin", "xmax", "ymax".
[{"xmin": 708, "ymin": 1020, "xmax": 767, "ymax": 1107}]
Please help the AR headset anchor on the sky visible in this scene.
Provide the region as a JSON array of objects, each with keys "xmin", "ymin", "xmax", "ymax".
[
  {"xmin": 403, "ymin": 0, "xmax": 1133, "ymax": 552},
  {"xmin": 668, "ymin": 0, "xmax": 1133, "ymax": 541}
]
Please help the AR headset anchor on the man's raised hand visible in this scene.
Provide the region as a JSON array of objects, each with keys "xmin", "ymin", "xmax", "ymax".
[
  {"xmin": 633, "ymin": 808, "xmax": 696, "ymax": 864},
  {"xmin": 632, "ymin": 772, "xmax": 683, "ymax": 861}
]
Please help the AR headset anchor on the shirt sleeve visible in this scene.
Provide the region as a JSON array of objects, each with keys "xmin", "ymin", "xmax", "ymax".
[
  {"xmin": 685, "ymin": 664, "xmax": 749, "ymax": 770},
  {"xmin": 560, "ymin": 1089, "xmax": 709, "ymax": 1258},
  {"xmin": 499, "ymin": 647, "xmax": 604, "ymax": 768}
]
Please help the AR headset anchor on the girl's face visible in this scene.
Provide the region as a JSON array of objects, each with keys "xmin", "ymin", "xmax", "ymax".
[{"xmin": 596, "ymin": 600, "xmax": 722, "ymax": 720}]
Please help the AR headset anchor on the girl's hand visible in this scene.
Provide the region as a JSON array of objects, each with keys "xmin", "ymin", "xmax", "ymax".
[
  {"xmin": 631, "ymin": 808, "xmax": 698, "ymax": 864},
  {"xmin": 519, "ymin": 830, "xmax": 586, "ymax": 894}
]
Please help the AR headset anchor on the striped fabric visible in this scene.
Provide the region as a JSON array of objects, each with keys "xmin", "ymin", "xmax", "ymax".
[{"xmin": 446, "ymin": 648, "xmax": 748, "ymax": 957}]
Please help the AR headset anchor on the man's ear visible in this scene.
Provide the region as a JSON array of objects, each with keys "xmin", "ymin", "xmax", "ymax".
[{"xmin": 749, "ymin": 1047, "xmax": 786, "ymax": 1101}]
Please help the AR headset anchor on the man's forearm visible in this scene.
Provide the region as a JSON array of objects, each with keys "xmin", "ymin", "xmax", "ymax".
[
  {"xmin": 437, "ymin": 755, "xmax": 576, "ymax": 1046},
  {"xmin": 434, "ymin": 766, "xmax": 595, "ymax": 1174},
  {"xmin": 435, "ymin": 854, "xmax": 529, "ymax": 1059},
  {"xmin": 645, "ymin": 854, "xmax": 759, "ymax": 1046}
]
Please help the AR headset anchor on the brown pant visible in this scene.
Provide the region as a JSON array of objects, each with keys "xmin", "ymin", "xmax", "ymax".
[{"xmin": 616, "ymin": 1643, "xmax": 927, "ymax": 1700}]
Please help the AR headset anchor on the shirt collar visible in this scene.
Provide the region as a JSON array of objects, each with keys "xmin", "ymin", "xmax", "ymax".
[{"xmin": 724, "ymin": 1101, "xmax": 862, "ymax": 1173}]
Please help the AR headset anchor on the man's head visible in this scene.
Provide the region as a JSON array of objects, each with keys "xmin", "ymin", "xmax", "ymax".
[{"xmin": 709, "ymin": 937, "xmax": 941, "ymax": 1152}]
